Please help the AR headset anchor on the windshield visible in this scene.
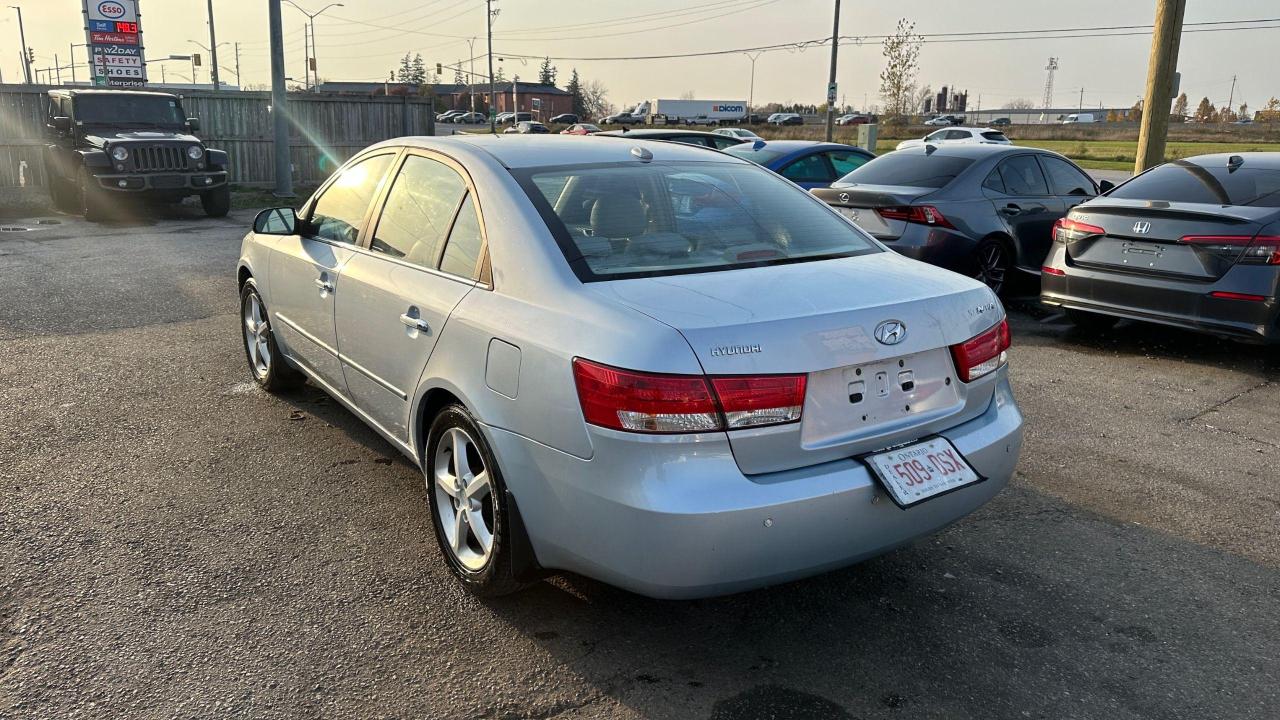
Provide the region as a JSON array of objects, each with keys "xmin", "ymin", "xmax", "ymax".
[
  {"xmin": 834, "ymin": 152, "xmax": 974, "ymax": 189},
  {"xmin": 515, "ymin": 161, "xmax": 881, "ymax": 281},
  {"xmin": 1108, "ymin": 160, "xmax": 1280, "ymax": 207},
  {"xmin": 74, "ymin": 94, "xmax": 185, "ymax": 127}
]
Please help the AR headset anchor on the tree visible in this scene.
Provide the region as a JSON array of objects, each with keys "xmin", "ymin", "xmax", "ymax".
[
  {"xmin": 1129, "ymin": 99, "xmax": 1143, "ymax": 124},
  {"xmin": 1172, "ymin": 92, "xmax": 1188, "ymax": 118},
  {"xmin": 410, "ymin": 54, "xmax": 426, "ymax": 84},
  {"xmin": 1106, "ymin": 109, "xmax": 1119, "ymax": 122},
  {"xmin": 679, "ymin": 89, "xmax": 696, "ymax": 100},
  {"xmin": 566, "ymin": 68, "xmax": 586, "ymax": 118},
  {"xmin": 879, "ymin": 18, "xmax": 922, "ymax": 120},
  {"xmin": 1239, "ymin": 103, "xmax": 1249, "ymax": 121},
  {"xmin": 453, "ymin": 61, "xmax": 465, "ymax": 85},
  {"xmin": 1260, "ymin": 97, "xmax": 1280, "ymax": 123},
  {"xmin": 913, "ymin": 84, "xmax": 932, "ymax": 114},
  {"xmin": 1218, "ymin": 105, "xmax": 1237, "ymax": 123},
  {"xmin": 1194, "ymin": 96, "xmax": 1215, "ymax": 123},
  {"xmin": 1002, "ymin": 98, "xmax": 1036, "ymax": 110},
  {"xmin": 395, "ymin": 53, "xmax": 413, "ymax": 83},
  {"xmin": 538, "ymin": 56, "xmax": 557, "ymax": 86},
  {"xmin": 493, "ymin": 66, "xmax": 507, "ymax": 83},
  {"xmin": 582, "ymin": 79, "xmax": 611, "ymax": 121}
]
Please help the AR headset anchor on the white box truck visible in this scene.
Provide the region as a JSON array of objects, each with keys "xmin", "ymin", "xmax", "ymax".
[{"xmin": 628, "ymin": 99, "xmax": 749, "ymax": 125}]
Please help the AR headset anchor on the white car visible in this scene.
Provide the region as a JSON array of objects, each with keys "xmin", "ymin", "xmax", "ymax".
[
  {"xmin": 924, "ymin": 115, "xmax": 962, "ymax": 126},
  {"xmin": 713, "ymin": 127, "xmax": 762, "ymax": 140},
  {"xmin": 896, "ymin": 127, "xmax": 1011, "ymax": 151}
]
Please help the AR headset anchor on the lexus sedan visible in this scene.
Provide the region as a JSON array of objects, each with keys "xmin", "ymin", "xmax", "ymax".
[
  {"xmin": 1042, "ymin": 153, "xmax": 1280, "ymax": 343},
  {"xmin": 237, "ymin": 135, "xmax": 1023, "ymax": 599},
  {"xmin": 811, "ymin": 144, "xmax": 1110, "ymax": 293},
  {"xmin": 722, "ymin": 140, "xmax": 875, "ymax": 189}
]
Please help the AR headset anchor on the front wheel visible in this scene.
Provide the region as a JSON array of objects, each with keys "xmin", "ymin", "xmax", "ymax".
[
  {"xmin": 426, "ymin": 405, "xmax": 526, "ymax": 597},
  {"xmin": 240, "ymin": 279, "xmax": 303, "ymax": 392},
  {"xmin": 201, "ymin": 185, "xmax": 231, "ymax": 217},
  {"xmin": 79, "ymin": 168, "xmax": 110, "ymax": 222}
]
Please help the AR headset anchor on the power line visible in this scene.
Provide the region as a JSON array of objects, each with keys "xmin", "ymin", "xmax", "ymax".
[
  {"xmin": 492, "ymin": 0, "xmax": 770, "ymax": 36},
  {"xmin": 492, "ymin": 0, "xmax": 782, "ymax": 42}
]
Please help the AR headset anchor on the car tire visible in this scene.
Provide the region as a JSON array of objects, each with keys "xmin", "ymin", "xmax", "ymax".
[
  {"xmin": 201, "ymin": 185, "xmax": 231, "ymax": 217},
  {"xmin": 239, "ymin": 279, "xmax": 304, "ymax": 393},
  {"xmin": 1064, "ymin": 308, "xmax": 1119, "ymax": 331},
  {"xmin": 79, "ymin": 167, "xmax": 110, "ymax": 222},
  {"xmin": 425, "ymin": 404, "xmax": 527, "ymax": 597},
  {"xmin": 972, "ymin": 238, "xmax": 1012, "ymax": 295}
]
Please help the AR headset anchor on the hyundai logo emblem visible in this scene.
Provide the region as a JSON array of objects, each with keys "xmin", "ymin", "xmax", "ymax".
[
  {"xmin": 1132, "ymin": 221, "xmax": 1151, "ymax": 234},
  {"xmin": 874, "ymin": 320, "xmax": 907, "ymax": 346}
]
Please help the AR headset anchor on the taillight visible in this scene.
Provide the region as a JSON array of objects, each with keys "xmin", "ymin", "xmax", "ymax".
[
  {"xmin": 572, "ymin": 359, "xmax": 806, "ymax": 434},
  {"xmin": 949, "ymin": 319, "xmax": 1011, "ymax": 383},
  {"xmin": 877, "ymin": 205, "xmax": 953, "ymax": 228},
  {"xmin": 1208, "ymin": 291, "xmax": 1268, "ymax": 302},
  {"xmin": 1041, "ymin": 266, "xmax": 1066, "ymax": 276},
  {"xmin": 1242, "ymin": 235, "xmax": 1280, "ymax": 265},
  {"xmin": 1053, "ymin": 217, "xmax": 1105, "ymax": 243},
  {"xmin": 1180, "ymin": 234, "xmax": 1280, "ymax": 266}
]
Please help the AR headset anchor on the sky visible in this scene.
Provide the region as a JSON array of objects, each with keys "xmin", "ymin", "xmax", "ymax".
[{"xmin": 2, "ymin": 0, "xmax": 1277, "ymax": 113}]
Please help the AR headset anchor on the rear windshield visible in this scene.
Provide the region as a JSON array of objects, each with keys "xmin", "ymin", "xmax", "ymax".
[
  {"xmin": 834, "ymin": 152, "xmax": 974, "ymax": 188},
  {"xmin": 515, "ymin": 161, "xmax": 881, "ymax": 281},
  {"xmin": 981, "ymin": 132, "xmax": 1008, "ymax": 142},
  {"xmin": 74, "ymin": 94, "xmax": 185, "ymax": 127},
  {"xmin": 720, "ymin": 145, "xmax": 786, "ymax": 165},
  {"xmin": 1108, "ymin": 160, "xmax": 1280, "ymax": 207}
]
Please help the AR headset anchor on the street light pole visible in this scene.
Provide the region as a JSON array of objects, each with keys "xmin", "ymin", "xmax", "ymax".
[
  {"xmin": 268, "ymin": 0, "xmax": 293, "ymax": 197},
  {"xmin": 283, "ymin": 1, "xmax": 343, "ymax": 93},
  {"xmin": 206, "ymin": 0, "xmax": 221, "ymax": 91},
  {"xmin": 745, "ymin": 51, "xmax": 761, "ymax": 121},
  {"xmin": 487, "ymin": 0, "xmax": 497, "ymax": 133},
  {"xmin": 9, "ymin": 6, "xmax": 31, "ymax": 84},
  {"xmin": 825, "ymin": 0, "xmax": 841, "ymax": 142}
]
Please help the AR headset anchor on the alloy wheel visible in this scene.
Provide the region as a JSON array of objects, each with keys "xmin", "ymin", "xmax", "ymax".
[
  {"xmin": 433, "ymin": 427, "xmax": 496, "ymax": 571},
  {"xmin": 243, "ymin": 293, "xmax": 272, "ymax": 379},
  {"xmin": 974, "ymin": 243, "xmax": 1007, "ymax": 293}
]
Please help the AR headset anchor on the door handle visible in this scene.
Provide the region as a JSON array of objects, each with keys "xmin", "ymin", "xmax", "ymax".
[
  {"xmin": 999, "ymin": 204, "xmax": 1022, "ymax": 217},
  {"xmin": 400, "ymin": 314, "xmax": 431, "ymax": 333},
  {"xmin": 314, "ymin": 278, "xmax": 335, "ymax": 293}
]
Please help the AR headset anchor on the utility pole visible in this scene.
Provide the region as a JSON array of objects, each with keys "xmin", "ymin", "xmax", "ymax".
[
  {"xmin": 301, "ymin": 24, "xmax": 310, "ymax": 90},
  {"xmin": 54, "ymin": 53, "xmax": 61, "ymax": 85},
  {"xmin": 234, "ymin": 42, "xmax": 241, "ymax": 88},
  {"xmin": 745, "ymin": 51, "xmax": 761, "ymax": 121},
  {"xmin": 1078, "ymin": 87, "xmax": 1084, "ymax": 113},
  {"xmin": 1226, "ymin": 74, "xmax": 1236, "ymax": 114},
  {"xmin": 487, "ymin": 0, "xmax": 497, "ymax": 133},
  {"xmin": 268, "ymin": 0, "xmax": 293, "ymax": 197},
  {"xmin": 1135, "ymin": 0, "xmax": 1186, "ymax": 172},
  {"xmin": 824, "ymin": 0, "xmax": 840, "ymax": 142},
  {"xmin": 467, "ymin": 37, "xmax": 477, "ymax": 112},
  {"xmin": 10, "ymin": 6, "xmax": 31, "ymax": 84},
  {"xmin": 206, "ymin": 0, "xmax": 221, "ymax": 91}
]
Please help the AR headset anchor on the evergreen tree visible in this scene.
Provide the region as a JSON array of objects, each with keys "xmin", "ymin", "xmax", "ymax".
[
  {"xmin": 454, "ymin": 61, "xmax": 465, "ymax": 85},
  {"xmin": 538, "ymin": 56, "xmax": 557, "ymax": 86},
  {"xmin": 410, "ymin": 54, "xmax": 427, "ymax": 84},
  {"xmin": 396, "ymin": 53, "xmax": 413, "ymax": 83},
  {"xmin": 1172, "ymin": 92, "xmax": 1188, "ymax": 118},
  {"xmin": 566, "ymin": 68, "xmax": 585, "ymax": 117},
  {"xmin": 1194, "ymin": 96, "xmax": 1215, "ymax": 123}
]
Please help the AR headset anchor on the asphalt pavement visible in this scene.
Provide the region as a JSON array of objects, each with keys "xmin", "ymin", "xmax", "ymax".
[{"xmin": 1, "ymin": 206, "xmax": 1276, "ymax": 720}]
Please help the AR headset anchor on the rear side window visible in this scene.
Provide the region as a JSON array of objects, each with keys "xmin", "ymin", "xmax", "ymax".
[
  {"xmin": 1108, "ymin": 161, "xmax": 1280, "ymax": 207},
  {"xmin": 780, "ymin": 154, "xmax": 833, "ymax": 183},
  {"xmin": 996, "ymin": 155, "xmax": 1050, "ymax": 196},
  {"xmin": 439, "ymin": 194, "xmax": 485, "ymax": 279},
  {"xmin": 828, "ymin": 151, "xmax": 869, "ymax": 176},
  {"xmin": 369, "ymin": 155, "xmax": 467, "ymax": 266},
  {"xmin": 310, "ymin": 153, "xmax": 395, "ymax": 244},
  {"xmin": 1039, "ymin": 156, "xmax": 1096, "ymax": 196},
  {"xmin": 836, "ymin": 153, "xmax": 973, "ymax": 188},
  {"xmin": 981, "ymin": 132, "xmax": 1008, "ymax": 142}
]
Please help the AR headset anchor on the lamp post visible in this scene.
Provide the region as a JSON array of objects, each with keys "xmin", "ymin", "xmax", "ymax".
[
  {"xmin": 204, "ymin": 0, "xmax": 221, "ymax": 91},
  {"xmin": 745, "ymin": 51, "xmax": 762, "ymax": 122},
  {"xmin": 189, "ymin": 39, "xmax": 230, "ymax": 90},
  {"xmin": 9, "ymin": 5, "xmax": 31, "ymax": 84},
  {"xmin": 283, "ymin": 0, "xmax": 344, "ymax": 92}
]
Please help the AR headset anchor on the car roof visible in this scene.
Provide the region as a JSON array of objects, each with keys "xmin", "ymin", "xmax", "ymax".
[
  {"xmin": 1178, "ymin": 152, "xmax": 1280, "ymax": 170},
  {"xmin": 49, "ymin": 89, "xmax": 179, "ymax": 99},
  {"xmin": 891, "ymin": 143, "xmax": 1035, "ymax": 159},
  {"xmin": 734, "ymin": 140, "xmax": 867, "ymax": 153},
  {"xmin": 376, "ymin": 134, "xmax": 751, "ymax": 169},
  {"xmin": 596, "ymin": 129, "xmax": 724, "ymax": 138}
]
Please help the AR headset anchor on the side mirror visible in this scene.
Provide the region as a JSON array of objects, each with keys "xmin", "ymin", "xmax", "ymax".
[
  {"xmin": 186, "ymin": 117, "xmax": 201, "ymax": 132},
  {"xmin": 254, "ymin": 207, "xmax": 298, "ymax": 235},
  {"xmin": 52, "ymin": 116, "xmax": 72, "ymax": 135},
  {"xmin": 1098, "ymin": 180, "xmax": 1115, "ymax": 193}
]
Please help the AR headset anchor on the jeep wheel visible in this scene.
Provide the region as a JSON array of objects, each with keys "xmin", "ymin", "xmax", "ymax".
[
  {"xmin": 79, "ymin": 168, "xmax": 110, "ymax": 222},
  {"xmin": 201, "ymin": 185, "xmax": 231, "ymax": 218}
]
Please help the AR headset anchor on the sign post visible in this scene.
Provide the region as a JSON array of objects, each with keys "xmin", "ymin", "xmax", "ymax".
[{"xmin": 82, "ymin": 0, "xmax": 148, "ymax": 88}]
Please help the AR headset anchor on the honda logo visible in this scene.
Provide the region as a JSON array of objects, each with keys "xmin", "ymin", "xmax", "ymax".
[
  {"xmin": 1132, "ymin": 221, "xmax": 1152, "ymax": 235},
  {"xmin": 874, "ymin": 320, "xmax": 907, "ymax": 346}
]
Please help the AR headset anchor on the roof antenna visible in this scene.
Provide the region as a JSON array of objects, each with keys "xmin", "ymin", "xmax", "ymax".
[{"xmin": 1227, "ymin": 154, "xmax": 1244, "ymax": 171}]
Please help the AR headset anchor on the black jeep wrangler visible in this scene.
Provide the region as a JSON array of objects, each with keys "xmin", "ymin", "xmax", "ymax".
[{"xmin": 42, "ymin": 89, "xmax": 230, "ymax": 221}]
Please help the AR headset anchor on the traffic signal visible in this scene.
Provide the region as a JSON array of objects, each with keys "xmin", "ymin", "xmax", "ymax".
[
  {"xmin": 26, "ymin": 47, "xmax": 35, "ymax": 64},
  {"xmin": 193, "ymin": 54, "xmax": 202, "ymax": 67},
  {"xmin": 436, "ymin": 62, "xmax": 443, "ymax": 76}
]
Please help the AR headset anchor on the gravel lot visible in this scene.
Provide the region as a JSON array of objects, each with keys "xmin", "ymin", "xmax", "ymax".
[{"xmin": 1, "ymin": 207, "xmax": 1276, "ymax": 720}]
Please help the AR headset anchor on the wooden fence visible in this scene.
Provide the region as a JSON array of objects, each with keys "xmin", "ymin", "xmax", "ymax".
[{"xmin": 0, "ymin": 84, "xmax": 440, "ymax": 189}]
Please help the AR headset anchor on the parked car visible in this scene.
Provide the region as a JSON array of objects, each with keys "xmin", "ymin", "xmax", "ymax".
[
  {"xmin": 455, "ymin": 112, "xmax": 486, "ymax": 124},
  {"xmin": 438, "ymin": 111, "xmax": 465, "ymax": 123},
  {"xmin": 41, "ymin": 89, "xmax": 230, "ymax": 221},
  {"xmin": 505, "ymin": 112, "xmax": 533, "ymax": 125},
  {"xmin": 925, "ymin": 115, "xmax": 965, "ymax": 126},
  {"xmin": 596, "ymin": 128, "xmax": 746, "ymax": 149},
  {"xmin": 560, "ymin": 123, "xmax": 602, "ymax": 135},
  {"xmin": 744, "ymin": 113, "xmax": 767, "ymax": 124},
  {"xmin": 237, "ymin": 134, "xmax": 1023, "ymax": 598},
  {"xmin": 549, "ymin": 113, "xmax": 579, "ymax": 125},
  {"xmin": 721, "ymin": 140, "xmax": 875, "ymax": 189},
  {"xmin": 811, "ymin": 144, "xmax": 1109, "ymax": 294},
  {"xmin": 712, "ymin": 127, "xmax": 762, "ymax": 140},
  {"xmin": 990, "ymin": 118, "xmax": 1012, "ymax": 127},
  {"xmin": 768, "ymin": 113, "xmax": 804, "ymax": 126},
  {"xmin": 1062, "ymin": 113, "xmax": 1100, "ymax": 124},
  {"xmin": 495, "ymin": 112, "xmax": 515, "ymax": 124},
  {"xmin": 1041, "ymin": 153, "xmax": 1280, "ymax": 342},
  {"xmin": 897, "ymin": 127, "xmax": 1011, "ymax": 151},
  {"xmin": 683, "ymin": 116, "xmax": 720, "ymax": 126},
  {"xmin": 603, "ymin": 112, "xmax": 643, "ymax": 125},
  {"xmin": 504, "ymin": 121, "xmax": 550, "ymax": 134},
  {"xmin": 836, "ymin": 114, "xmax": 872, "ymax": 126}
]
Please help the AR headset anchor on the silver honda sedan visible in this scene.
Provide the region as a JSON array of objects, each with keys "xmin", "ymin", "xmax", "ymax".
[{"xmin": 236, "ymin": 135, "xmax": 1024, "ymax": 599}]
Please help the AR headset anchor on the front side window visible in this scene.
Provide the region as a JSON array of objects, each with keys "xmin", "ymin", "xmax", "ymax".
[
  {"xmin": 1108, "ymin": 161, "xmax": 1280, "ymax": 207},
  {"xmin": 996, "ymin": 155, "xmax": 1050, "ymax": 196},
  {"xmin": 780, "ymin": 154, "xmax": 833, "ymax": 183},
  {"xmin": 369, "ymin": 155, "xmax": 466, "ymax": 266},
  {"xmin": 309, "ymin": 153, "xmax": 395, "ymax": 244},
  {"xmin": 516, "ymin": 161, "xmax": 881, "ymax": 281},
  {"xmin": 1039, "ymin": 156, "xmax": 1096, "ymax": 196}
]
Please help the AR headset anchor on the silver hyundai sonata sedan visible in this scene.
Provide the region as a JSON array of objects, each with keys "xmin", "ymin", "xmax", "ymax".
[{"xmin": 236, "ymin": 134, "xmax": 1023, "ymax": 599}]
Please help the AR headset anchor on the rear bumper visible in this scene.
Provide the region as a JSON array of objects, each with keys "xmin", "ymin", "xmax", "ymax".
[
  {"xmin": 1040, "ymin": 245, "xmax": 1280, "ymax": 343},
  {"xmin": 93, "ymin": 171, "xmax": 228, "ymax": 193},
  {"xmin": 483, "ymin": 373, "xmax": 1023, "ymax": 599},
  {"xmin": 881, "ymin": 224, "xmax": 980, "ymax": 274}
]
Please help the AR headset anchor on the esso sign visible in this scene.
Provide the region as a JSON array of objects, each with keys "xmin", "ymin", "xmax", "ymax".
[{"xmin": 98, "ymin": 1, "xmax": 126, "ymax": 19}]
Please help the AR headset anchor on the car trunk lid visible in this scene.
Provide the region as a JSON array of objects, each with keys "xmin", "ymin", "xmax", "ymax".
[
  {"xmin": 811, "ymin": 184, "xmax": 938, "ymax": 240},
  {"xmin": 1067, "ymin": 200, "xmax": 1274, "ymax": 280},
  {"xmin": 590, "ymin": 252, "xmax": 1004, "ymax": 474}
]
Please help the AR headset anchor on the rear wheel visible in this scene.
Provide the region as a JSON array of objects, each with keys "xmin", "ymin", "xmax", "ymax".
[
  {"xmin": 972, "ymin": 239, "xmax": 1011, "ymax": 294},
  {"xmin": 1064, "ymin": 308, "xmax": 1119, "ymax": 331},
  {"xmin": 201, "ymin": 185, "xmax": 231, "ymax": 217},
  {"xmin": 426, "ymin": 405, "xmax": 526, "ymax": 597}
]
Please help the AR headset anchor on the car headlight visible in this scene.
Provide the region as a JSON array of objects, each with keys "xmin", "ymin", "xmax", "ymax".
[
  {"xmin": 111, "ymin": 146, "xmax": 129, "ymax": 161},
  {"xmin": 187, "ymin": 145, "xmax": 204, "ymax": 160}
]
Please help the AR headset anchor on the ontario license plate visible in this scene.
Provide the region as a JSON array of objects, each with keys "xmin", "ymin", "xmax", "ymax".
[{"xmin": 864, "ymin": 437, "xmax": 982, "ymax": 508}]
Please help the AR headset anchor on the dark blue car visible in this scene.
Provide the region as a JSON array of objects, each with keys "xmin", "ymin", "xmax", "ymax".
[{"xmin": 721, "ymin": 140, "xmax": 875, "ymax": 189}]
